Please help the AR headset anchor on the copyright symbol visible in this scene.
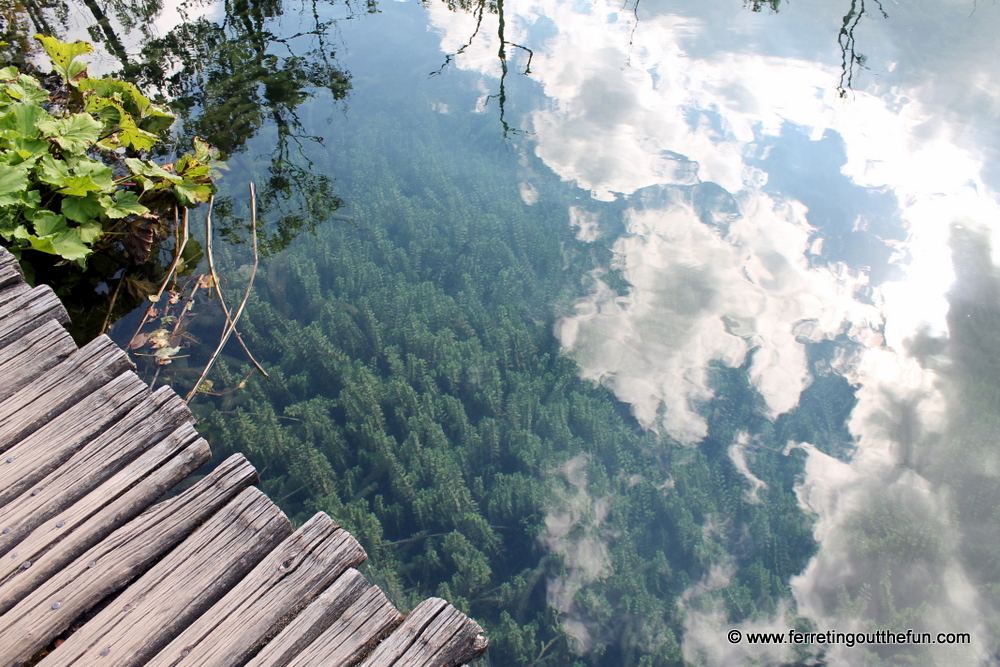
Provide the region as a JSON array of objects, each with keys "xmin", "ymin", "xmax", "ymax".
[{"xmin": 728, "ymin": 629, "xmax": 742, "ymax": 644}]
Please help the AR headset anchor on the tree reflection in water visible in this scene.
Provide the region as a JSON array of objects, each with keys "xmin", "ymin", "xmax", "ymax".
[
  {"xmin": 429, "ymin": 0, "xmax": 533, "ymax": 137},
  {"xmin": 0, "ymin": 0, "xmax": 368, "ymax": 338},
  {"xmin": 129, "ymin": 0, "xmax": 360, "ymax": 254},
  {"xmin": 835, "ymin": 0, "xmax": 888, "ymax": 97},
  {"xmin": 430, "ymin": 0, "xmax": 889, "ymax": 119}
]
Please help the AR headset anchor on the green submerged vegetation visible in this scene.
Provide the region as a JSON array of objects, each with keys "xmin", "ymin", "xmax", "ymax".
[
  {"xmin": 180, "ymin": 103, "xmax": 847, "ymax": 665},
  {"xmin": 0, "ymin": 2, "xmax": 865, "ymax": 664}
]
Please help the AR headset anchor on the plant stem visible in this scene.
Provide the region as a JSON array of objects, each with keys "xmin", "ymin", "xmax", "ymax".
[{"xmin": 185, "ymin": 182, "xmax": 266, "ymax": 402}]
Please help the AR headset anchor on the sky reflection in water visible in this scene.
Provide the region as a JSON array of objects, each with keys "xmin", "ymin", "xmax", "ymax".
[
  {"xmin": 32, "ymin": 0, "xmax": 1000, "ymax": 662},
  {"xmin": 427, "ymin": 0, "xmax": 1000, "ymax": 662}
]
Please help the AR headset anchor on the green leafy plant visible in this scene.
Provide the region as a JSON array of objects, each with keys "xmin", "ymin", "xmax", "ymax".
[{"xmin": 0, "ymin": 35, "xmax": 220, "ymax": 281}]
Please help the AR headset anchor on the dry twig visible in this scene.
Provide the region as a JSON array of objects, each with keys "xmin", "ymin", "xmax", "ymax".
[
  {"xmin": 127, "ymin": 206, "xmax": 189, "ymax": 346},
  {"xmin": 185, "ymin": 183, "xmax": 267, "ymax": 402}
]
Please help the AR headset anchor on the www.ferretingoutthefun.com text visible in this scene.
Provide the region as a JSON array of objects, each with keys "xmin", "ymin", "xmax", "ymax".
[{"xmin": 727, "ymin": 629, "xmax": 972, "ymax": 647}]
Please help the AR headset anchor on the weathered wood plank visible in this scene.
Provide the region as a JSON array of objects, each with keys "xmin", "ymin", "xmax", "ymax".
[
  {"xmin": 0, "ymin": 454, "xmax": 258, "ymax": 666},
  {"xmin": 0, "ymin": 421, "xmax": 208, "ymax": 608},
  {"xmin": 282, "ymin": 583, "xmax": 403, "ymax": 667},
  {"xmin": 396, "ymin": 603, "xmax": 487, "ymax": 667},
  {"xmin": 0, "ymin": 319, "xmax": 77, "ymax": 402},
  {"xmin": 0, "ymin": 371, "xmax": 148, "ymax": 506},
  {"xmin": 0, "ymin": 335, "xmax": 133, "ymax": 456},
  {"xmin": 0, "ymin": 386, "xmax": 189, "ymax": 546},
  {"xmin": 0, "ymin": 435, "xmax": 208, "ymax": 614},
  {"xmin": 0, "ymin": 252, "xmax": 24, "ymax": 295},
  {"xmin": 354, "ymin": 599, "xmax": 447, "ymax": 667},
  {"xmin": 244, "ymin": 569, "xmax": 375, "ymax": 667},
  {"xmin": 0, "ymin": 284, "xmax": 69, "ymax": 349},
  {"xmin": 0, "ymin": 250, "xmax": 19, "ymax": 282},
  {"xmin": 0, "ymin": 282, "xmax": 28, "ymax": 309},
  {"xmin": 355, "ymin": 598, "xmax": 488, "ymax": 667},
  {"xmin": 42, "ymin": 487, "xmax": 291, "ymax": 667},
  {"xmin": 147, "ymin": 512, "xmax": 368, "ymax": 667}
]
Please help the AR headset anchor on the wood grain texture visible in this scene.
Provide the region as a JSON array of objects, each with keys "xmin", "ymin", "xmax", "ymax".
[
  {"xmin": 0, "ymin": 250, "xmax": 27, "ymax": 311},
  {"xmin": 354, "ymin": 599, "xmax": 446, "ymax": 667},
  {"xmin": 244, "ymin": 569, "xmax": 374, "ymax": 667},
  {"xmin": 147, "ymin": 512, "xmax": 368, "ymax": 667},
  {"xmin": 0, "ymin": 425, "xmax": 209, "ymax": 612},
  {"xmin": 0, "ymin": 282, "xmax": 28, "ymax": 309},
  {"xmin": 42, "ymin": 487, "xmax": 291, "ymax": 667},
  {"xmin": 354, "ymin": 598, "xmax": 488, "ymax": 667},
  {"xmin": 0, "ymin": 284, "xmax": 69, "ymax": 349},
  {"xmin": 0, "ymin": 454, "xmax": 257, "ymax": 666},
  {"xmin": 396, "ymin": 603, "xmax": 487, "ymax": 667},
  {"xmin": 283, "ymin": 583, "xmax": 403, "ymax": 667},
  {"xmin": 0, "ymin": 251, "xmax": 20, "ymax": 291},
  {"xmin": 0, "ymin": 319, "xmax": 77, "ymax": 403},
  {"xmin": 0, "ymin": 335, "xmax": 134, "ymax": 457},
  {"xmin": 0, "ymin": 387, "xmax": 190, "ymax": 547},
  {"xmin": 0, "ymin": 371, "xmax": 148, "ymax": 506}
]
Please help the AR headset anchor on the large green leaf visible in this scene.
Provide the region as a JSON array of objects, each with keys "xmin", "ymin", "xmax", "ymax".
[
  {"xmin": 11, "ymin": 223, "xmax": 30, "ymax": 240},
  {"xmin": 83, "ymin": 96, "xmax": 123, "ymax": 131},
  {"xmin": 193, "ymin": 136, "xmax": 214, "ymax": 163},
  {"xmin": 70, "ymin": 158, "xmax": 115, "ymax": 191},
  {"xmin": 83, "ymin": 96, "xmax": 162, "ymax": 150},
  {"xmin": 0, "ymin": 103, "xmax": 47, "ymax": 138},
  {"xmin": 51, "ymin": 229, "xmax": 92, "ymax": 261},
  {"xmin": 0, "ymin": 162, "xmax": 29, "ymax": 206},
  {"xmin": 36, "ymin": 154, "xmax": 72, "ymax": 186},
  {"xmin": 37, "ymin": 113, "xmax": 102, "ymax": 152},
  {"xmin": 56, "ymin": 175, "xmax": 107, "ymax": 197},
  {"xmin": 76, "ymin": 219, "xmax": 103, "ymax": 244},
  {"xmin": 35, "ymin": 35, "xmax": 92, "ymax": 82},
  {"xmin": 173, "ymin": 180, "xmax": 213, "ymax": 206},
  {"xmin": 1, "ymin": 78, "xmax": 49, "ymax": 106},
  {"xmin": 28, "ymin": 209, "xmax": 68, "ymax": 237},
  {"xmin": 61, "ymin": 193, "xmax": 104, "ymax": 223},
  {"xmin": 22, "ymin": 210, "xmax": 91, "ymax": 262},
  {"xmin": 126, "ymin": 157, "xmax": 181, "ymax": 185},
  {"xmin": 2, "ymin": 188, "xmax": 41, "ymax": 213},
  {"xmin": 1, "ymin": 135, "xmax": 48, "ymax": 159},
  {"xmin": 116, "ymin": 113, "xmax": 158, "ymax": 151},
  {"xmin": 27, "ymin": 234, "xmax": 57, "ymax": 254},
  {"xmin": 99, "ymin": 190, "xmax": 149, "ymax": 218},
  {"xmin": 78, "ymin": 78, "xmax": 151, "ymax": 115}
]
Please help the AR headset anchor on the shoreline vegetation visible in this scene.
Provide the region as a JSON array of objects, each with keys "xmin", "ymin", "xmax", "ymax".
[
  {"xmin": 0, "ymin": 38, "xmax": 269, "ymax": 399},
  {"xmin": 0, "ymin": 36, "xmax": 218, "ymax": 343}
]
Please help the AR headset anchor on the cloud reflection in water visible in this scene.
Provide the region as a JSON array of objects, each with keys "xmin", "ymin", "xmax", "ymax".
[{"xmin": 428, "ymin": 0, "xmax": 1000, "ymax": 662}]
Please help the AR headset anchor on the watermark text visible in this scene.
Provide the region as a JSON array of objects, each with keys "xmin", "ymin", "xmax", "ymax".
[{"xmin": 727, "ymin": 628, "xmax": 971, "ymax": 648}]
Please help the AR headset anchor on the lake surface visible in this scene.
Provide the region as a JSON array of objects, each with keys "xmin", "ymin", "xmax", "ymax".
[{"xmin": 14, "ymin": 0, "xmax": 1000, "ymax": 663}]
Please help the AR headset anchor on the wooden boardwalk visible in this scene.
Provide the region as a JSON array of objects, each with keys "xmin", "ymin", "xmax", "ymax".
[{"xmin": 0, "ymin": 247, "xmax": 487, "ymax": 667}]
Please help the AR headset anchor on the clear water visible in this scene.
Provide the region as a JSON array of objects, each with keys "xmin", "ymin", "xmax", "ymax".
[{"xmin": 14, "ymin": 0, "xmax": 1000, "ymax": 663}]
